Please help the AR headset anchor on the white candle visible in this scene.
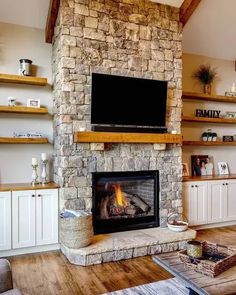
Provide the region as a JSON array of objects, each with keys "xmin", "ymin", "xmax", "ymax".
[
  {"xmin": 41, "ymin": 153, "xmax": 47, "ymax": 161},
  {"xmin": 231, "ymin": 82, "xmax": 236, "ymax": 92},
  {"xmin": 32, "ymin": 157, "xmax": 38, "ymax": 165}
]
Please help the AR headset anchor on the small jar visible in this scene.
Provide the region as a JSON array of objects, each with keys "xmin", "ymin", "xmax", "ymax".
[
  {"xmin": 19, "ymin": 59, "xmax": 32, "ymax": 76},
  {"xmin": 207, "ymin": 129, "xmax": 212, "ymax": 141},
  {"xmin": 202, "ymin": 132, "xmax": 208, "ymax": 141},
  {"xmin": 8, "ymin": 96, "xmax": 16, "ymax": 106},
  {"xmin": 187, "ymin": 241, "xmax": 203, "ymax": 258},
  {"xmin": 212, "ymin": 132, "xmax": 217, "ymax": 142}
]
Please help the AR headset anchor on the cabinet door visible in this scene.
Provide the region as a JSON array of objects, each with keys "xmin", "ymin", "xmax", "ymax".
[
  {"xmin": 0, "ymin": 192, "xmax": 11, "ymax": 250},
  {"xmin": 224, "ymin": 180, "xmax": 236, "ymax": 221},
  {"xmin": 208, "ymin": 181, "xmax": 224, "ymax": 224},
  {"xmin": 36, "ymin": 189, "xmax": 58, "ymax": 245},
  {"xmin": 183, "ymin": 182, "xmax": 208, "ymax": 226},
  {"xmin": 12, "ymin": 190, "xmax": 36, "ymax": 249}
]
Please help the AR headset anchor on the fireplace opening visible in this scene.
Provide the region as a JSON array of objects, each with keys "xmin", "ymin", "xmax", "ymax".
[{"xmin": 92, "ymin": 171, "xmax": 159, "ymax": 234}]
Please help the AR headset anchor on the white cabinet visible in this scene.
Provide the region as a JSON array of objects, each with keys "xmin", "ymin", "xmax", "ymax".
[
  {"xmin": 184, "ymin": 179, "xmax": 236, "ymax": 227},
  {"xmin": 207, "ymin": 181, "xmax": 224, "ymax": 224},
  {"xmin": 0, "ymin": 192, "xmax": 11, "ymax": 250},
  {"xmin": 183, "ymin": 181, "xmax": 208, "ymax": 226},
  {"xmin": 36, "ymin": 189, "xmax": 58, "ymax": 245},
  {"xmin": 223, "ymin": 180, "xmax": 236, "ymax": 221},
  {"xmin": 12, "ymin": 189, "xmax": 58, "ymax": 249}
]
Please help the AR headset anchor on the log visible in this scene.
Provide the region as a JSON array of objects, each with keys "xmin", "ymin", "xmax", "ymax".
[
  {"xmin": 100, "ymin": 196, "xmax": 110, "ymax": 219},
  {"xmin": 129, "ymin": 194, "xmax": 150, "ymax": 212}
]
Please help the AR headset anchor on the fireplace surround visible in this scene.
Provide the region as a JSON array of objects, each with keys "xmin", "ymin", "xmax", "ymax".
[{"xmin": 92, "ymin": 171, "xmax": 159, "ymax": 234}]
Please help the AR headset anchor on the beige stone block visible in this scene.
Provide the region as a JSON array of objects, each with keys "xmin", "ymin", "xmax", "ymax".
[
  {"xmin": 75, "ymin": 3, "xmax": 89, "ymax": 16},
  {"xmin": 85, "ymin": 16, "xmax": 98, "ymax": 28},
  {"xmin": 153, "ymin": 144, "xmax": 166, "ymax": 151},
  {"xmin": 83, "ymin": 28, "xmax": 105, "ymax": 41},
  {"xmin": 90, "ymin": 143, "xmax": 104, "ymax": 151}
]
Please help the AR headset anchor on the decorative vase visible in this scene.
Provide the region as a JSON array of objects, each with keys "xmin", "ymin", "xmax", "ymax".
[{"xmin": 203, "ymin": 84, "xmax": 211, "ymax": 95}]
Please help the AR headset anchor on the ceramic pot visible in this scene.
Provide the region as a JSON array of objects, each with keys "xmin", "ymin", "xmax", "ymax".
[{"xmin": 203, "ymin": 84, "xmax": 211, "ymax": 95}]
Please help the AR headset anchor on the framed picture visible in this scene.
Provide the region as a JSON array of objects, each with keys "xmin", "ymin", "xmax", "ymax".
[
  {"xmin": 218, "ymin": 162, "xmax": 229, "ymax": 175},
  {"xmin": 27, "ymin": 99, "xmax": 40, "ymax": 108},
  {"xmin": 191, "ymin": 155, "xmax": 214, "ymax": 176},
  {"xmin": 182, "ymin": 163, "xmax": 189, "ymax": 177}
]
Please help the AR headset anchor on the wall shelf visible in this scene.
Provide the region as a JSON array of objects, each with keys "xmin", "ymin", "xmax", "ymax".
[
  {"xmin": 0, "ymin": 73, "xmax": 47, "ymax": 86},
  {"xmin": 183, "ymin": 174, "xmax": 236, "ymax": 182},
  {"xmin": 0, "ymin": 105, "xmax": 48, "ymax": 115},
  {"xmin": 182, "ymin": 116, "xmax": 236, "ymax": 124},
  {"xmin": 182, "ymin": 91, "xmax": 236, "ymax": 103},
  {"xmin": 0, "ymin": 137, "xmax": 49, "ymax": 144},
  {"xmin": 74, "ymin": 132, "xmax": 182, "ymax": 144},
  {"xmin": 183, "ymin": 141, "xmax": 236, "ymax": 146},
  {"xmin": 0, "ymin": 182, "xmax": 59, "ymax": 192}
]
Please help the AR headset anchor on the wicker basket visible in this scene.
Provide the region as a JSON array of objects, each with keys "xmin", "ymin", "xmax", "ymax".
[
  {"xmin": 60, "ymin": 214, "xmax": 94, "ymax": 249},
  {"xmin": 179, "ymin": 241, "xmax": 236, "ymax": 277}
]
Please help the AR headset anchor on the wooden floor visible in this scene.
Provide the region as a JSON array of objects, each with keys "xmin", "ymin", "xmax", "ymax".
[{"xmin": 9, "ymin": 225, "xmax": 236, "ymax": 295}]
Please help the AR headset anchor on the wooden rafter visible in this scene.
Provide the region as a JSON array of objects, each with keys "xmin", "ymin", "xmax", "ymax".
[
  {"xmin": 180, "ymin": 0, "xmax": 201, "ymax": 27},
  {"xmin": 45, "ymin": 0, "xmax": 60, "ymax": 43}
]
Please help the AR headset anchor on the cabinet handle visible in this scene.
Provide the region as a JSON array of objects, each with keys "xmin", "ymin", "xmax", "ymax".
[
  {"xmin": 195, "ymin": 185, "xmax": 198, "ymax": 188},
  {"xmin": 38, "ymin": 194, "xmax": 42, "ymax": 197},
  {"xmin": 191, "ymin": 185, "xmax": 194, "ymax": 188},
  {"xmin": 226, "ymin": 183, "xmax": 228, "ymax": 186},
  {"xmin": 32, "ymin": 194, "xmax": 35, "ymax": 197},
  {"xmin": 223, "ymin": 183, "xmax": 225, "ymax": 186}
]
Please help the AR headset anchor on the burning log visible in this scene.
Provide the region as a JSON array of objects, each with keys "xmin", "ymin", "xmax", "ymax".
[
  {"xmin": 128, "ymin": 194, "xmax": 150, "ymax": 213},
  {"xmin": 100, "ymin": 196, "xmax": 110, "ymax": 219}
]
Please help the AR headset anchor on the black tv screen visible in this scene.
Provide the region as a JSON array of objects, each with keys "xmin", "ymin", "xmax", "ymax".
[{"xmin": 91, "ymin": 73, "xmax": 167, "ymax": 127}]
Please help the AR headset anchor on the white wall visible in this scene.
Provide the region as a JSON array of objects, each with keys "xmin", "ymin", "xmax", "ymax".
[
  {"xmin": 0, "ymin": 22, "xmax": 53, "ymax": 183},
  {"xmin": 182, "ymin": 53, "xmax": 236, "ymax": 174}
]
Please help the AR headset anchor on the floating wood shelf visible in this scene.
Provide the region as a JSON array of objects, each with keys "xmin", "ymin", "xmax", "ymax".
[
  {"xmin": 0, "ymin": 73, "xmax": 47, "ymax": 86},
  {"xmin": 74, "ymin": 132, "xmax": 182, "ymax": 144},
  {"xmin": 0, "ymin": 137, "xmax": 49, "ymax": 144},
  {"xmin": 182, "ymin": 116, "xmax": 236, "ymax": 124},
  {"xmin": 183, "ymin": 174, "xmax": 236, "ymax": 182},
  {"xmin": 183, "ymin": 141, "xmax": 236, "ymax": 146},
  {"xmin": 0, "ymin": 182, "xmax": 59, "ymax": 192},
  {"xmin": 0, "ymin": 105, "xmax": 48, "ymax": 115},
  {"xmin": 182, "ymin": 91, "xmax": 236, "ymax": 103}
]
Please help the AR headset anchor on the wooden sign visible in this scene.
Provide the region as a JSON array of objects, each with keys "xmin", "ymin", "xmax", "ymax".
[{"xmin": 196, "ymin": 109, "xmax": 221, "ymax": 118}]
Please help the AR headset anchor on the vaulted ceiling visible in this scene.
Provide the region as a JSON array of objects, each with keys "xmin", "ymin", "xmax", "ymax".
[{"xmin": 0, "ymin": 0, "xmax": 235, "ymax": 60}]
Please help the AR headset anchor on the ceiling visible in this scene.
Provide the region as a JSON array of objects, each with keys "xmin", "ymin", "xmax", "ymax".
[
  {"xmin": 0, "ymin": 0, "xmax": 235, "ymax": 61},
  {"xmin": 183, "ymin": 0, "xmax": 236, "ymax": 60},
  {"xmin": 0, "ymin": 0, "xmax": 50, "ymax": 29}
]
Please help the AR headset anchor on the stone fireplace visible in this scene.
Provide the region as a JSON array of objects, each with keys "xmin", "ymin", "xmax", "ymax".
[{"xmin": 51, "ymin": 0, "xmax": 192, "ymax": 265}]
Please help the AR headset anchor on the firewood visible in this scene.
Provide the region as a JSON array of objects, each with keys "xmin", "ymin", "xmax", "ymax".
[
  {"xmin": 128, "ymin": 194, "xmax": 150, "ymax": 212},
  {"xmin": 100, "ymin": 196, "xmax": 110, "ymax": 219}
]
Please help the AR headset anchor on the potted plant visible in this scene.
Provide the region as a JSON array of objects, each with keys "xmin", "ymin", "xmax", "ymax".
[{"xmin": 192, "ymin": 64, "xmax": 217, "ymax": 94}]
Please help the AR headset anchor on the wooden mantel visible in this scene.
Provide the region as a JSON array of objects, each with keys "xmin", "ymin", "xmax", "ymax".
[{"xmin": 74, "ymin": 132, "xmax": 182, "ymax": 144}]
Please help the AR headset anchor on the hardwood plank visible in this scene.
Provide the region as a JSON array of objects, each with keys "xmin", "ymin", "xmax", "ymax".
[
  {"xmin": 0, "ymin": 182, "xmax": 59, "ymax": 192},
  {"xmin": 45, "ymin": 0, "xmax": 60, "ymax": 43},
  {"xmin": 0, "ymin": 137, "xmax": 49, "ymax": 144},
  {"xmin": 74, "ymin": 131, "xmax": 182, "ymax": 144},
  {"xmin": 180, "ymin": 0, "xmax": 202, "ymax": 27},
  {"xmin": 0, "ymin": 73, "xmax": 47, "ymax": 86},
  {"xmin": 183, "ymin": 174, "xmax": 236, "ymax": 182},
  {"xmin": 0, "ymin": 105, "xmax": 48, "ymax": 114},
  {"xmin": 182, "ymin": 91, "xmax": 236, "ymax": 103},
  {"xmin": 182, "ymin": 116, "xmax": 236, "ymax": 124},
  {"xmin": 183, "ymin": 141, "xmax": 236, "ymax": 146},
  {"xmin": 7, "ymin": 226, "xmax": 236, "ymax": 295}
]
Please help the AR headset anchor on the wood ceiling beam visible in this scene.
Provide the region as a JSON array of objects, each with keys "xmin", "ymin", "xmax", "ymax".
[
  {"xmin": 180, "ymin": 0, "xmax": 201, "ymax": 27},
  {"xmin": 45, "ymin": 0, "xmax": 60, "ymax": 43}
]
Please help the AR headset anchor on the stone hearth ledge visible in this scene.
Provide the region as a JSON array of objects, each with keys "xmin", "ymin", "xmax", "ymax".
[{"xmin": 61, "ymin": 227, "xmax": 196, "ymax": 266}]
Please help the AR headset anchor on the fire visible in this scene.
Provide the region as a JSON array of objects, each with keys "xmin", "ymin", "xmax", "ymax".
[{"xmin": 113, "ymin": 184, "xmax": 127, "ymax": 207}]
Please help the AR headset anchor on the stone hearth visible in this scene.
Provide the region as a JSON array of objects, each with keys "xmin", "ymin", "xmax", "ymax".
[{"xmin": 61, "ymin": 228, "xmax": 196, "ymax": 266}]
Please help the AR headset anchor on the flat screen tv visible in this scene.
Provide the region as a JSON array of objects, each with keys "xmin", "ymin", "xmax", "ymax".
[{"xmin": 91, "ymin": 73, "xmax": 167, "ymax": 129}]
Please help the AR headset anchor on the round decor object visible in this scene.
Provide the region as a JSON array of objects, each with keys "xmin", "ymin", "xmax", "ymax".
[{"xmin": 167, "ymin": 213, "xmax": 189, "ymax": 232}]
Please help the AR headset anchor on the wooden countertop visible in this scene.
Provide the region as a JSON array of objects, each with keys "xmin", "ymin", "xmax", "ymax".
[
  {"xmin": 183, "ymin": 174, "xmax": 236, "ymax": 182},
  {"xmin": 0, "ymin": 182, "xmax": 59, "ymax": 192}
]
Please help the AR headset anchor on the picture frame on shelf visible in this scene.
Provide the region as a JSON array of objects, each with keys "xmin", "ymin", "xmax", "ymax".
[
  {"xmin": 218, "ymin": 162, "xmax": 229, "ymax": 175},
  {"xmin": 191, "ymin": 155, "xmax": 214, "ymax": 176},
  {"xmin": 182, "ymin": 163, "xmax": 189, "ymax": 177},
  {"xmin": 27, "ymin": 99, "xmax": 40, "ymax": 108}
]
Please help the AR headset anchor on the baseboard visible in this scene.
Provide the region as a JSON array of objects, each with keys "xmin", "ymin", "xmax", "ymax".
[
  {"xmin": 0, "ymin": 244, "xmax": 60, "ymax": 258},
  {"xmin": 191, "ymin": 220, "xmax": 236, "ymax": 230}
]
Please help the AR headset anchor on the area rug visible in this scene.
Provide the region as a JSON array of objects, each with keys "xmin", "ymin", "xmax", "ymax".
[{"xmin": 104, "ymin": 278, "xmax": 188, "ymax": 295}]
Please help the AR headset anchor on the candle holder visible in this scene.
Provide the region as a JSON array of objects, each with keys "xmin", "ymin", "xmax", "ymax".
[
  {"xmin": 41, "ymin": 159, "xmax": 48, "ymax": 184},
  {"xmin": 31, "ymin": 164, "xmax": 39, "ymax": 185}
]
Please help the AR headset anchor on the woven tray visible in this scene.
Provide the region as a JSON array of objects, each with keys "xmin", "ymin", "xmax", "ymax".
[{"xmin": 179, "ymin": 241, "xmax": 236, "ymax": 277}]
